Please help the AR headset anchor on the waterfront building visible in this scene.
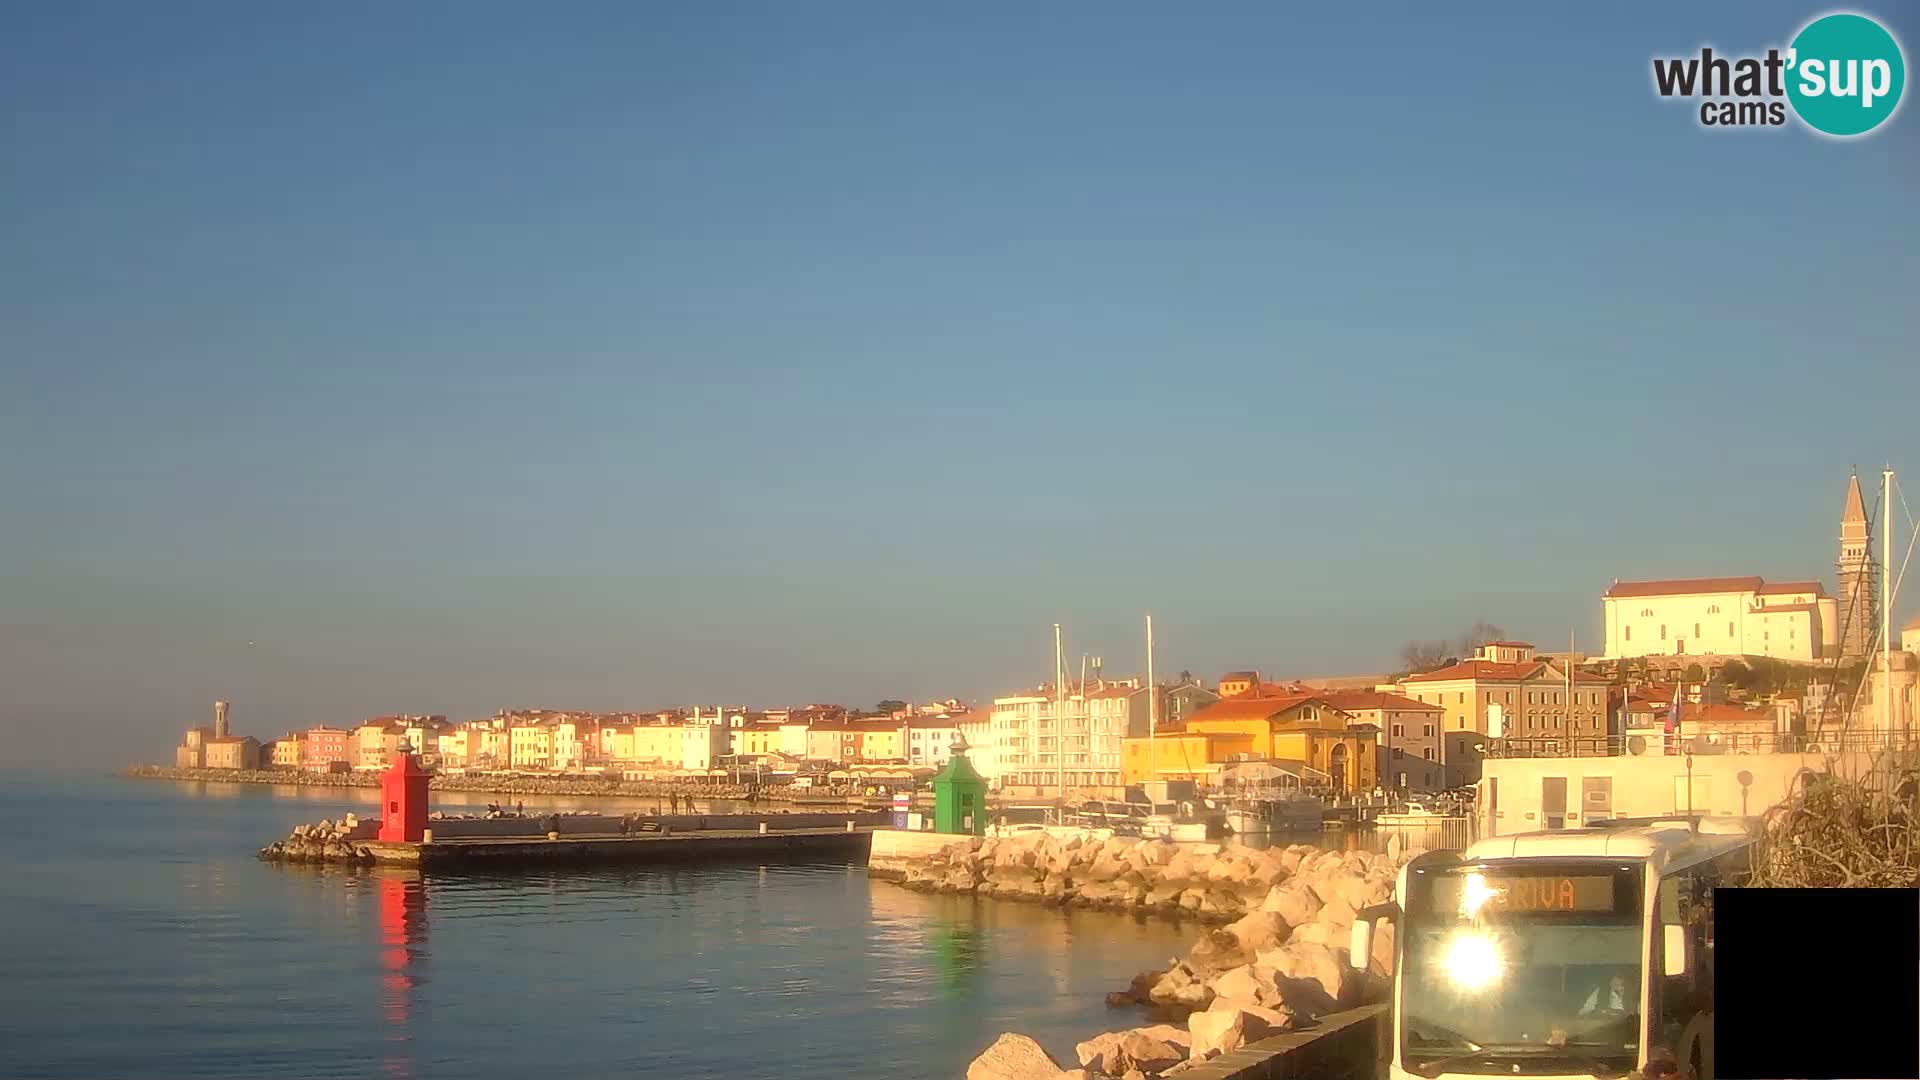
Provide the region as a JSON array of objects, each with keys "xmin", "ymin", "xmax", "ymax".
[
  {"xmin": 354, "ymin": 720, "xmax": 410, "ymax": 770},
  {"xmin": 851, "ymin": 718, "xmax": 905, "ymax": 762},
  {"xmin": 905, "ymin": 714, "xmax": 960, "ymax": 767},
  {"xmin": 731, "ymin": 720, "xmax": 785, "ymax": 757},
  {"xmin": 270, "ymin": 734, "xmax": 303, "ymax": 769},
  {"xmin": 1318, "ymin": 690, "xmax": 1446, "ymax": 791},
  {"xmin": 175, "ymin": 726, "xmax": 211, "ymax": 769},
  {"xmin": 1120, "ymin": 693, "xmax": 1382, "ymax": 794},
  {"xmin": 1396, "ymin": 641, "xmax": 1610, "ymax": 784},
  {"xmin": 508, "ymin": 723, "xmax": 552, "ymax": 770},
  {"xmin": 302, "ymin": 727, "xmax": 352, "ymax": 770},
  {"xmin": 213, "ymin": 700, "xmax": 230, "ymax": 740},
  {"xmin": 803, "ymin": 722, "xmax": 858, "ymax": 763},
  {"xmin": 203, "ymin": 735, "xmax": 261, "ymax": 770}
]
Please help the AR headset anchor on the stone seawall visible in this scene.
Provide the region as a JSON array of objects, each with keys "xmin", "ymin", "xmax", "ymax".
[
  {"xmin": 125, "ymin": 765, "xmax": 856, "ymax": 804},
  {"xmin": 884, "ymin": 830, "xmax": 1411, "ymax": 1078}
]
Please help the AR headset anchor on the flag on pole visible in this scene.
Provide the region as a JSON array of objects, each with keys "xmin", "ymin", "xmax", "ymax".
[{"xmin": 1666, "ymin": 681, "xmax": 1683, "ymax": 751}]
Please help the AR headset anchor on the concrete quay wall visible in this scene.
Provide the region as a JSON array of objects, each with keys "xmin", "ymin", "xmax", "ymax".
[
  {"xmin": 867, "ymin": 828, "xmax": 961, "ymax": 878},
  {"xmin": 427, "ymin": 810, "xmax": 890, "ymax": 840},
  {"xmin": 369, "ymin": 826, "xmax": 877, "ymax": 868}
]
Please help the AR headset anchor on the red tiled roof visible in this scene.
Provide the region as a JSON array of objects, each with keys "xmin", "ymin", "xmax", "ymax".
[
  {"xmin": 1403, "ymin": 660, "xmax": 1609, "ymax": 685},
  {"xmin": 1756, "ymin": 581, "xmax": 1826, "ymax": 596},
  {"xmin": 1183, "ymin": 694, "xmax": 1326, "ymax": 725},
  {"xmin": 1220, "ymin": 671, "xmax": 1260, "ymax": 682},
  {"xmin": 904, "ymin": 715, "xmax": 960, "ymax": 729},
  {"xmin": 1606, "ymin": 576, "xmax": 1764, "ymax": 598},
  {"xmin": 1317, "ymin": 690, "xmax": 1442, "ymax": 713},
  {"xmin": 1482, "ymin": 640, "xmax": 1534, "ymax": 649}
]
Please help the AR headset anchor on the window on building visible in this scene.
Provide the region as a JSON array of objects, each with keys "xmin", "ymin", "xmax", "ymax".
[
  {"xmin": 1641, "ymin": 608, "xmax": 1653, "ymax": 617},
  {"xmin": 1661, "ymin": 624, "xmax": 1667, "ymax": 640},
  {"xmin": 1424, "ymin": 724, "xmax": 1434, "ymax": 737},
  {"xmin": 1728, "ymin": 621, "xmax": 1734, "ymax": 638},
  {"xmin": 1626, "ymin": 626, "xmax": 1632, "ymax": 642},
  {"xmin": 1694, "ymin": 623, "xmax": 1701, "ymax": 638}
]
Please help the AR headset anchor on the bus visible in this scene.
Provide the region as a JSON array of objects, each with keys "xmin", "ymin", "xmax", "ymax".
[{"xmin": 1350, "ymin": 815, "xmax": 1755, "ymax": 1080}]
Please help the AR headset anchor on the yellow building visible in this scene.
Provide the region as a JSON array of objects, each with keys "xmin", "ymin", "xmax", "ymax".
[
  {"xmin": 732, "ymin": 723, "xmax": 783, "ymax": 757},
  {"xmin": 1120, "ymin": 731, "xmax": 1255, "ymax": 786},
  {"xmin": 1121, "ymin": 693, "xmax": 1380, "ymax": 793},
  {"xmin": 853, "ymin": 721, "xmax": 905, "ymax": 762},
  {"xmin": 1396, "ymin": 641, "xmax": 1611, "ymax": 786},
  {"xmin": 509, "ymin": 724, "xmax": 552, "ymax": 769},
  {"xmin": 270, "ymin": 734, "xmax": 303, "ymax": 769}
]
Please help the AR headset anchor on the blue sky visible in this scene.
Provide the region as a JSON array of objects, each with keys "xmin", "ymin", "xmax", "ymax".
[{"xmin": 3, "ymin": 2, "xmax": 1916, "ymax": 765}]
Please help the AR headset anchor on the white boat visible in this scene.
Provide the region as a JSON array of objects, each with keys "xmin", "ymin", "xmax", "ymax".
[{"xmin": 1374, "ymin": 803, "xmax": 1466, "ymax": 828}]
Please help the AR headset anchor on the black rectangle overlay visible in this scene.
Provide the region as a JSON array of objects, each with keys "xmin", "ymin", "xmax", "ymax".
[{"xmin": 1715, "ymin": 887, "xmax": 1918, "ymax": 1079}]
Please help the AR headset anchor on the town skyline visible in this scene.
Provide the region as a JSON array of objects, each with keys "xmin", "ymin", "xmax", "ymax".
[{"xmin": 6, "ymin": 2, "xmax": 1916, "ymax": 769}]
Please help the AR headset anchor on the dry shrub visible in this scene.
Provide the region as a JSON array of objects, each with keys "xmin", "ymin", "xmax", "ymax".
[{"xmin": 1746, "ymin": 750, "xmax": 1920, "ymax": 888}]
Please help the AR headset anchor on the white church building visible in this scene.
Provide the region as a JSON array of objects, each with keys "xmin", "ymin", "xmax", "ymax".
[{"xmin": 1601, "ymin": 576, "xmax": 1837, "ymax": 662}]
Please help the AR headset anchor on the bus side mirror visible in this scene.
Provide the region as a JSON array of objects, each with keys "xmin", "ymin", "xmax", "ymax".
[
  {"xmin": 1662, "ymin": 924, "xmax": 1687, "ymax": 977},
  {"xmin": 1350, "ymin": 920, "xmax": 1373, "ymax": 969}
]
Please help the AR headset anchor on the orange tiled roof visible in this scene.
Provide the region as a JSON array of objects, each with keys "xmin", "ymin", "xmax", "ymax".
[
  {"xmin": 1317, "ymin": 690, "xmax": 1442, "ymax": 713},
  {"xmin": 1181, "ymin": 694, "xmax": 1324, "ymax": 725}
]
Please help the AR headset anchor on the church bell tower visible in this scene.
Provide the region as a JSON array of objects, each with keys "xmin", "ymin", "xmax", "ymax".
[{"xmin": 1837, "ymin": 472, "xmax": 1878, "ymax": 662}]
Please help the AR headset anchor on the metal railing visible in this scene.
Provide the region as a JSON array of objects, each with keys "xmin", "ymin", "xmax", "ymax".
[{"xmin": 1486, "ymin": 730, "xmax": 1920, "ymax": 758}]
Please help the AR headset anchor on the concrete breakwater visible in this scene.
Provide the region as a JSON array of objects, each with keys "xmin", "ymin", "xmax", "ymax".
[
  {"xmin": 870, "ymin": 830, "xmax": 1406, "ymax": 1078},
  {"xmin": 127, "ymin": 764, "xmax": 856, "ymax": 804},
  {"xmin": 261, "ymin": 810, "xmax": 890, "ymax": 867}
]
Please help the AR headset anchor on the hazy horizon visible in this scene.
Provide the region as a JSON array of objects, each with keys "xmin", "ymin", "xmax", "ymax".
[{"xmin": 5, "ymin": 2, "xmax": 1916, "ymax": 768}]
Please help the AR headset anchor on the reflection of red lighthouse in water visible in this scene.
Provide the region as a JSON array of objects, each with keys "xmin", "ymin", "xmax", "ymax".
[{"xmin": 378, "ymin": 874, "xmax": 427, "ymax": 1078}]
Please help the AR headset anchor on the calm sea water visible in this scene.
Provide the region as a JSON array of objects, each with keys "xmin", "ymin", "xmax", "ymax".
[{"xmin": 0, "ymin": 773, "xmax": 1195, "ymax": 1080}]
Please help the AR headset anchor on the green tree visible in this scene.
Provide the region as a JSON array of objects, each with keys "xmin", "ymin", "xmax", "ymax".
[
  {"xmin": 1682, "ymin": 663, "xmax": 1706, "ymax": 683},
  {"xmin": 876, "ymin": 700, "xmax": 908, "ymax": 715},
  {"xmin": 1720, "ymin": 659, "xmax": 1753, "ymax": 690}
]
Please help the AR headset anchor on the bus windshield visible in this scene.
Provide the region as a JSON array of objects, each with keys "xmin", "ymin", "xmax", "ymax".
[{"xmin": 1400, "ymin": 863, "xmax": 1644, "ymax": 1076}]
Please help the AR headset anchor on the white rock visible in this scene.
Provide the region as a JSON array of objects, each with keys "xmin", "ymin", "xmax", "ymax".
[
  {"xmin": 1224, "ymin": 910, "xmax": 1291, "ymax": 953},
  {"xmin": 1260, "ymin": 881, "xmax": 1323, "ymax": 926},
  {"xmin": 1188, "ymin": 1008, "xmax": 1247, "ymax": 1058},
  {"xmin": 967, "ymin": 1033, "xmax": 1066, "ymax": 1080}
]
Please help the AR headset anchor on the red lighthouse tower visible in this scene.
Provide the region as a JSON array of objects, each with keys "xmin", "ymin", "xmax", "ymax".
[{"xmin": 377, "ymin": 741, "xmax": 430, "ymax": 843}]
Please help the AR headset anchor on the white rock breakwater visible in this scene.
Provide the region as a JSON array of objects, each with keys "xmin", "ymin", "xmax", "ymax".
[
  {"xmin": 257, "ymin": 815, "xmax": 377, "ymax": 865},
  {"xmin": 885, "ymin": 831, "xmax": 1410, "ymax": 1079}
]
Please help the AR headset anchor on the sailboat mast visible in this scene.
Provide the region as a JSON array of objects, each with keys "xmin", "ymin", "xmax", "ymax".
[
  {"xmin": 1054, "ymin": 622, "xmax": 1065, "ymax": 798},
  {"xmin": 1884, "ymin": 467, "xmax": 1894, "ymax": 739},
  {"xmin": 1145, "ymin": 614, "xmax": 1157, "ymax": 776}
]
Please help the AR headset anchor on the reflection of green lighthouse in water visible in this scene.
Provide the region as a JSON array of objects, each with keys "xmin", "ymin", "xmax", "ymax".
[{"xmin": 930, "ymin": 922, "xmax": 983, "ymax": 996}]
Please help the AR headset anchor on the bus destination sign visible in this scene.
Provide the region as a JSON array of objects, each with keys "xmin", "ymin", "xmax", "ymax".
[{"xmin": 1429, "ymin": 873, "xmax": 1615, "ymax": 915}]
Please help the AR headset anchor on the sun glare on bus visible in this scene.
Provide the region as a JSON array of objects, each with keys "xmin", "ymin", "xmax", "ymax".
[{"xmin": 1438, "ymin": 930, "xmax": 1504, "ymax": 993}]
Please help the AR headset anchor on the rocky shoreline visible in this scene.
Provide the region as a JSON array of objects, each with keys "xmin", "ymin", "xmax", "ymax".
[
  {"xmin": 123, "ymin": 764, "xmax": 853, "ymax": 804},
  {"xmin": 883, "ymin": 831, "xmax": 1408, "ymax": 1079}
]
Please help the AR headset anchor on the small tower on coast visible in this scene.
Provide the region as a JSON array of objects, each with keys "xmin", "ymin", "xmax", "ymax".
[{"xmin": 931, "ymin": 734, "xmax": 987, "ymax": 836}]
